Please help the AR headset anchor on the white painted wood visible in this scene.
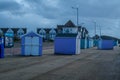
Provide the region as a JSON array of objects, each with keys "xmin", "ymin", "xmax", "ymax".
[
  {"xmin": 31, "ymin": 37, "xmax": 39, "ymax": 55},
  {"xmin": 76, "ymin": 33, "xmax": 81, "ymax": 54},
  {"xmin": 25, "ymin": 37, "xmax": 32, "ymax": 55},
  {"xmin": 76, "ymin": 36, "xmax": 80, "ymax": 54},
  {"xmin": 24, "ymin": 37, "xmax": 40, "ymax": 56}
]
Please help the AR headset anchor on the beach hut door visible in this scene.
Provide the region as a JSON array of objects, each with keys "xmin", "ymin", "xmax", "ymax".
[
  {"xmin": 25, "ymin": 37, "xmax": 39, "ymax": 55},
  {"xmin": 31, "ymin": 37, "xmax": 39, "ymax": 55}
]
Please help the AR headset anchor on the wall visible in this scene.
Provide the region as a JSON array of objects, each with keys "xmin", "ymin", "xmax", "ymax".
[
  {"xmin": 54, "ymin": 37, "xmax": 76, "ymax": 54},
  {"xmin": 62, "ymin": 28, "xmax": 78, "ymax": 34},
  {"xmin": 98, "ymin": 40, "xmax": 114, "ymax": 50}
]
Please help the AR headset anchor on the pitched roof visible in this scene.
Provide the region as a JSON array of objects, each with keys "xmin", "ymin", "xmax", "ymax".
[
  {"xmin": 64, "ymin": 20, "xmax": 76, "ymax": 27},
  {"xmin": 7, "ymin": 28, "xmax": 14, "ymax": 33},
  {"xmin": 57, "ymin": 20, "xmax": 76, "ymax": 28},
  {"xmin": 21, "ymin": 31, "xmax": 40, "ymax": 38}
]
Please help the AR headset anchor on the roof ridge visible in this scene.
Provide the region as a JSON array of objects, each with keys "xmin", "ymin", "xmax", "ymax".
[{"xmin": 65, "ymin": 20, "xmax": 76, "ymax": 27}]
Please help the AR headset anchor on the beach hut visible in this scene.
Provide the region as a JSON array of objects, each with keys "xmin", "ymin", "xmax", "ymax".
[
  {"xmin": 81, "ymin": 38, "xmax": 87, "ymax": 49},
  {"xmin": 80, "ymin": 28, "xmax": 87, "ymax": 49},
  {"xmin": 98, "ymin": 39, "xmax": 114, "ymax": 50},
  {"xmin": 93, "ymin": 39, "xmax": 99, "ymax": 47},
  {"xmin": 54, "ymin": 33, "xmax": 80, "ymax": 55},
  {"xmin": 89, "ymin": 39, "xmax": 94, "ymax": 48},
  {"xmin": 4, "ymin": 28, "xmax": 14, "ymax": 48},
  {"xmin": 85, "ymin": 38, "xmax": 87, "ymax": 48},
  {"xmin": 87, "ymin": 38, "xmax": 90, "ymax": 48},
  {"xmin": 0, "ymin": 38, "xmax": 4, "ymax": 58},
  {"xmin": 114, "ymin": 40, "xmax": 118, "ymax": 46},
  {"xmin": 21, "ymin": 31, "xmax": 42, "ymax": 56}
]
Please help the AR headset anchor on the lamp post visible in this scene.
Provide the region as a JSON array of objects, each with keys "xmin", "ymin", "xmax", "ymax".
[
  {"xmin": 93, "ymin": 21, "xmax": 97, "ymax": 37},
  {"xmin": 72, "ymin": 7, "xmax": 79, "ymax": 26},
  {"xmin": 99, "ymin": 25, "xmax": 102, "ymax": 38},
  {"xmin": 92, "ymin": 21, "xmax": 97, "ymax": 47}
]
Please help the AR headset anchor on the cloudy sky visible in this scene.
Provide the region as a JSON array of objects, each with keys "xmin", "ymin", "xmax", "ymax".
[{"xmin": 0, "ymin": 0, "xmax": 120, "ymax": 38}]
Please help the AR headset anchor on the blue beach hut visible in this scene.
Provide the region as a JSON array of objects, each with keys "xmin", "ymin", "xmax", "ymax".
[
  {"xmin": 21, "ymin": 31, "xmax": 42, "ymax": 56},
  {"xmin": 0, "ymin": 38, "xmax": 4, "ymax": 58},
  {"xmin": 114, "ymin": 40, "xmax": 118, "ymax": 46},
  {"xmin": 89, "ymin": 39, "xmax": 94, "ymax": 48},
  {"xmin": 98, "ymin": 39, "xmax": 114, "ymax": 50},
  {"xmin": 87, "ymin": 38, "xmax": 90, "ymax": 48},
  {"xmin": 93, "ymin": 39, "xmax": 99, "ymax": 47},
  {"xmin": 81, "ymin": 39, "xmax": 87, "ymax": 49},
  {"xmin": 54, "ymin": 33, "xmax": 81, "ymax": 55}
]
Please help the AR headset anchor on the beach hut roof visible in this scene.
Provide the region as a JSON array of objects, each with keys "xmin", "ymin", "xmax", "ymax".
[
  {"xmin": 56, "ymin": 33, "xmax": 78, "ymax": 37},
  {"xmin": 21, "ymin": 31, "xmax": 40, "ymax": 38}
]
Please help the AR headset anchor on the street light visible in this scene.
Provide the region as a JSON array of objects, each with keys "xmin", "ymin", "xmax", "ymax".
[
  {"xmin": 98, "ymin": 25, "xmax": 102, "ymax": 38},
  {"xmin": 91, "ymin": 21, "xmax": 97, "ymax": 47},
  {"xmin": 72, "ymin": 7, "xmax": 79, "ymax": 26},
  {"xmin": 93, "ymin": 21, "xmax": 97, "ymax": 36}
]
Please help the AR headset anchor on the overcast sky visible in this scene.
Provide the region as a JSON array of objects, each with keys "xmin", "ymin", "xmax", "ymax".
[{"xmin": 0, "ymin": 0, "xmax": 120, "ymax": 38}]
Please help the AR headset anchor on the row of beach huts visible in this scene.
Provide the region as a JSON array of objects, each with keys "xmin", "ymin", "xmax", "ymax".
[
  {"xmin": 0, "ymin": 31, "xmax": 119, "ymax": 58},
  {"xmin": 0, "ymin": 20, "xmax": 119, "ymax": 58}
]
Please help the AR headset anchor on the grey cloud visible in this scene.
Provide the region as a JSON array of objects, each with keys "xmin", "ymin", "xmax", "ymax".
[
  {"xmin": 0, "ymin": 0, "xmax": 21, "ymax": 11},
  {"xmin": 21, "ymin": 0, "xmax": 120, "ymax": 19},
  {"xmin": 24, "ymin": 0, "xmax": 61, "ymax": 19},
  {"xmin": 56, "ymin": 0, "xmax": 120, "ymax": 19},
  {"xmin": 0, "ymin": 0, "xmax": 120, "ymax": 38}
]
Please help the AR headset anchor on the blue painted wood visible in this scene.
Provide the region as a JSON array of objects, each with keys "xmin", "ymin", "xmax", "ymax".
[
  {"xmin": 114, "ymin": 40, "xmax": 118, "ymax": 46},
  {"xmin": 80, "ymin": 39, "xmax": 87, "ymax": 49},
  {"xmin": 93, "ymin": 39, "xmax": 99, "ymax": 47},
  {"xmin": 39, "ymin": 37, "xmax": 42, "ymax": 56},
  {"xmin": 98, "ymin": 39, "xmax": 114, "ymax": 50},
  {"xmin": 87, "ymin": 39, "xmax": 89, "ymax": 48},
  {"xmin": 54, "ymin": 37, "xmax": 76, "ymax": 55},
  {"xmin": 21, "ymin": 36, "xmax": 25, "ymax": 55},
  {"xmin": 89, "ymin": 39, "xmax": 94, "ymax": 48},
  {"xmin": 0, "ymin": 38, "xmax": 4, "ymax": 58}
]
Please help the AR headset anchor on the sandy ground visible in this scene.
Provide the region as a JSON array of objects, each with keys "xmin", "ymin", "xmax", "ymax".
[
  {"xmin": 0, "ymin": 42, "xmax": 120, "ymax": 80},
  {"xmin": 4, "ymin": 42, "xmax": 54, "ymax": 56}
]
